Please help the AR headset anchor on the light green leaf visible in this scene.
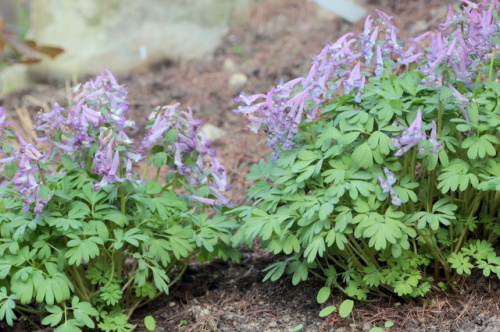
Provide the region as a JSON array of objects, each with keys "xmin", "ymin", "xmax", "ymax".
[
  {"xmin": 352, "ymin": 142, "xmax": 373, "ymax": 169},
  {"xmin": 339, "ymin": 299, "xmax": 354, "ymax": 318},
  {"xmin": 319, "ymin": 305, "xmax": 336, "ymax": 317},
  {"xmin": 144, "ymin": 315, "xmax": 156, "ymax": 331},
  {"xmin": 317, "ymin": 287, "xmax": 331, "ymax": 304}
]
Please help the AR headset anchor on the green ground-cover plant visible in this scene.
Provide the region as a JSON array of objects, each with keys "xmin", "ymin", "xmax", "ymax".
[
  {"xmin": 231, "ymin": 0, "xmax": 500, "ymax": 311},
  {"xmin": 0, "ymin": 70, "xmax": 239, "ymax": 331}
]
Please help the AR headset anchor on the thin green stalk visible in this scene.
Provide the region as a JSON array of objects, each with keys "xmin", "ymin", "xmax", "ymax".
[
  {"xmin": 344, "ymin": 245, "xmax": 365, "ymax": 271},
  {"xmin": 298, "ymin": 127, "xmax": 314, "ymax": 145},
  {"xmin": 327, "ymin": 254, "xmax": 348, "ymax": 270},
  {"xmin": 488, "ymin": 48, "xmax": 497, "ymax": 82},
  {"xmin": 120, "ymin": 189, "xmax": 126, "ymax": 214},
  {"xmin": 308, "ymin": 122, "xmax": 316, "ymax": 141},
  {"xmin": 416, "ymin": 228, "xmax": 450, "ymax": 280},
  {"xmin": 454, "ymin": 192, "xmax": 484, "ymax": 253},
  {"xmin": 155, "ymin": 166, "xmax": 162, "ymax": 182},
  {"xmin": 126, "ymin": 261, "xmax": 189, "ymax": 317},
  {"xmin": 427, "ymin": 170, "xmax": 436, "ymax": 211},
  {"xmin": 103, "ymin": 254, "xmax": 116, "ymax": 289},
  {"xmin": 359, "ymin": 237, "xmax": 377, "ymax": 262},
  {"xmin": 308, "ymin": 268, "xmax": 328, "ymax": 281},
  {"xmin": 14, "ymin": 309, "xmax": 41, "ymax": 330},
  {"xmin": 15, "ymin": 305, "xmax": 43, "ymax": 315},
  {"xmin": 410, "ymin": 148, "xmax": 417, "ymax": 183},
  {"xmin": 121, "ymin": 271, "xmax": 137, "ymax": 293},
  {"xmin": 142, "ymin": 151, "xmax": 151, "ymax": 179},
  {"xmin": 437, "ymin": 98, "xmax": 443, "ymax": 136},
  {"xmin": 126, "ymin": 299, "xmax": 143, "ymax": 318},
  {"xmin": 347, "ymin": 234, "xmax": 379, "ymax": 268},
  {"xmin": 71, "ymin": 265, "xmax": 90, "ymax": 302},
  {"xmin": 167, "ymin": 260, "xmax": 189, "ymax": 288}
]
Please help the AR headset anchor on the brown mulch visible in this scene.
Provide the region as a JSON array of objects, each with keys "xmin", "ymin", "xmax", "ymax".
[{"xmin": 2, "ymin": 0, "xmax": 500, "ymax": 331}]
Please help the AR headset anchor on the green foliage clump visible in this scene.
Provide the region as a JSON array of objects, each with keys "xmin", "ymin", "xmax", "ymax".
[
  {"xmin": 0, "ymin": 70, "xmax": 239, "ymax": 331},
  {"xmin": 231, "ymin": 0, "xmax": 500, "ymax": 310}
]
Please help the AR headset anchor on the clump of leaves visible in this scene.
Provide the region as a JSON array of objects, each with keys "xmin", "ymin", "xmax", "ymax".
[
  {"xmin": 0, "ymin": 70, "xmax": 240, "ymax": 331},
  {"xmin": 231, "ymin": 0, "xmax": 500, "ymax": 310}
]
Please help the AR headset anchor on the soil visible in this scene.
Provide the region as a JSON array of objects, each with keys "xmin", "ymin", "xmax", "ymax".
[{"xmin": 1, "ymin": 0, "xmax": 500, "ymax": 331}]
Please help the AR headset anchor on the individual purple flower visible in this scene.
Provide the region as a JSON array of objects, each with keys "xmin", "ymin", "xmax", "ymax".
[
  {"xmin": 383, "ymin": 167, "xmax": 396, "ymax": 186},
  {"xmin": 389, "ymin": 188, "xmax": 402, "ymax": 206},
  {"xmin": 429, "ymin": 120, "xmax": 443, "ymax": 155},
  {"xmin": 378, "ymin": 169, "xmax": 401, "ymax": 206},
  {"xmin": 94, "ymin": 150, "xmax": 124, "ymax": 191},
  {"xmin": 393, "ymin": 109, "xmax": 427, "ymax": 157},
  {"xmin": 35, "ymin": 102, "xmax": 66, "ymax": 140},
  {"xmin": 439, "ymin": 4, "xmax": 462, "ymax": 30},
  {"xmin": 378, "ymin": 175, "xmax": 390, "ymax": 193},
  {"xmin": 344, "ymin": 61, "xmax": 362, "ymax": 95},
  {"xmin": 141, "ymin": 104, "xmax": 179, "ymax": 151},
  {"xmin": 0, "ymin": 107, "xmax": 8, "ymax": 130},
  {"xmin": 359, "ymin": 15, "xmax": 379, "ymax": 65},
  {"xmin": 446, "ymin": 83, "xmax": 470, "ymax": 107}
]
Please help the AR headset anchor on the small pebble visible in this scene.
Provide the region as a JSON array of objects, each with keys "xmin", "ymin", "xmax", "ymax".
[{"xmin": 228, "ymin": 72, "xmax": 248, "ymax": 91}]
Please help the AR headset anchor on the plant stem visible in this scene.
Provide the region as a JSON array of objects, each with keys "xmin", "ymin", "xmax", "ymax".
[
  {"xmin": 308, "ymin": 123, "xmax": 316, "ymax": 141},
  {"xmin": 298, "ymin": 127, "xmax": 314, "ymax": 145},
  {"xmin": 327, "ymin": 254, "xmax": 348, "ymax": 270},
  {"xmin": 168, "ymin": 260, "xmax": 189, "ymax": 288},
  {"xmin": 142, "ymin": 151, "xmax": 151, "ymax": 179},
  {"xmin": 14, "ymin": 309, "xmax": 41, "ymax": 330},
  {"xmin": 416, "ymin": 228, "xmax": 451, "ymax": 281},
  {"xmin": 120, "ymin": 189, "xmax": 126, "ymax": 215},
  {"xmin": 489, "ymin": 48, "xmax": 497, "ymax": 82},
  {"xmin": 347, "ymin": 234, "xmax": 379, "ymax": 268},
  {"xmin": 437, "ymin": 98, "xmax": 443, "ymax": 136},
  {"xmin": 71, "ymin": 265, "xmax": 90, "ymax": 302}
]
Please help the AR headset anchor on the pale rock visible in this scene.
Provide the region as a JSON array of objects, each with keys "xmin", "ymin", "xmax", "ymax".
[
  {"xmin": 26, "ymin": 0, "xmax": 256, "ymax": 81},
  {"xmin": 201, "ymin": 123, "xmax": 227, "ymax": 142},
  {"xmin": 0, "ymin": 65, "xmax": 31, "ymax": 96},
  {"xmin": 228, "ymin": 72, "xmax": 248, "ymax": 91},
  {"xmin": 223, "ymin": 58, "xmax": 237, "ymax": 72},
  {"xmin": 190, "ymin": 305, "xmax": 210, "ymax": 320},
  {"xmin": 362, "ymin": 322, "xmax": 371, "ymax": 331},
  {"xmin": 310, "ymin": 0, "xmax": 367, "ymax": 23}
]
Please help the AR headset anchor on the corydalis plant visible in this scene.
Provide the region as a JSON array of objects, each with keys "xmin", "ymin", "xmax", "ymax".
[
  {"xmin": 231, "ymin": 0, "xmax": 500, "ymax": 311},
  {"xmin": 234, "ymin": 0, "xmax": 499, "ymax": 155},
  {"xmin": 0, "ymin": 70, "xmax": 238, "ymax": 331}
]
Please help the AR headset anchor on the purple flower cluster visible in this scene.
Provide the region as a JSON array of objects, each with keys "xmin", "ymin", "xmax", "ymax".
[
  {"xmin": 36, "ymin": 69, "xmax": 136, "ymax": 152},
  {"xmin": 93, "ymin": 128, "xmax": 136, "ymax": 191},
  {"xmin": 0, "ymin": 107, "xmax": 12, "ymax": 139},
  {"xmin": 10, "ymin": 134, "xmax": 53, "ymax": 217},
  {"xmin": 141, "ymin": 104, "xmax": 232, "ymax": 206},
  {"xmin": 0, "ymin": 108, "xmax": 53, "ymax": 216},
  {"xmin": 392, "ymin": 109, "xmax": 443, "ymax": 157},
  {"xmin": 0, "ymin": 69, "xmax": 232, "ymax": 216},
  {"xmin": 378, "ymin": 167, "xmax": 401, "ymax": 206},
  {"xmin": 234, "ymin": 0, "xmax": 499, "ymax": 153}
]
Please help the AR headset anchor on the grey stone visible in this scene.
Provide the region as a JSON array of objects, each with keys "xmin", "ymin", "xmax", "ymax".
[
  {"xmin": 0, "ymin": 65, "xmax": 31, "ymax": 96},
  {"xmin": 26, "ymin": 0, "xmax": 255, "ymax": 81},
  {"xmin": 310, "ymin": 0, "xmax": 367, "ymax": 23},
  {"xmin": 228, "ymin": 72, "xmax": 248, "ymax": 91},
  {"xmin": 223, "ymin": 58, "xmax": 237, "ymax": 72},
  {"xmin": 201, "ymin": 123, "xmax": 227, "ymax": 142}
]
